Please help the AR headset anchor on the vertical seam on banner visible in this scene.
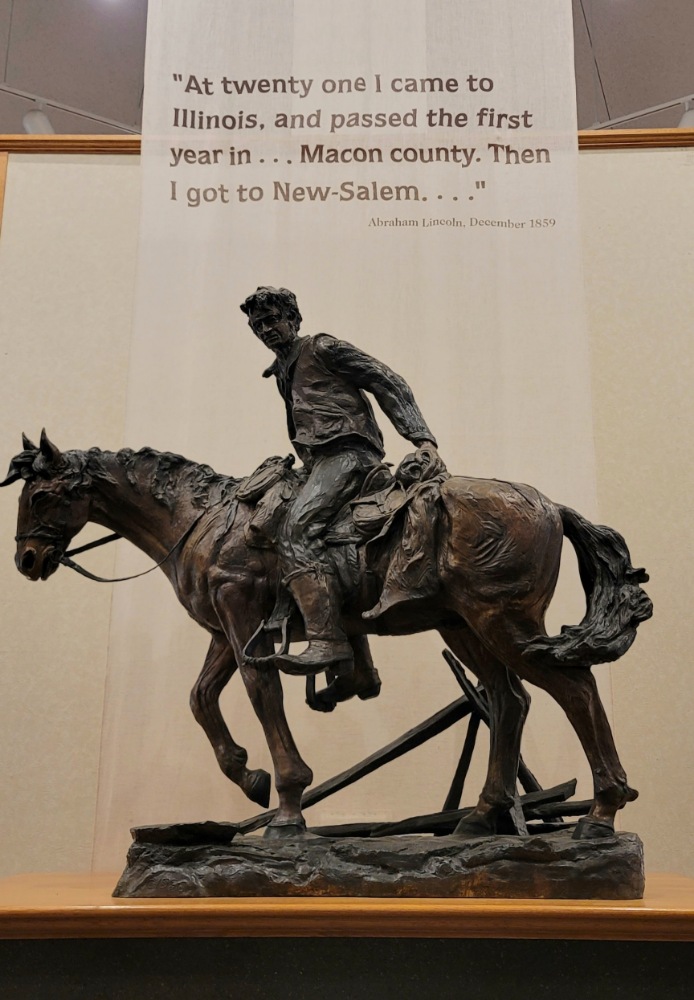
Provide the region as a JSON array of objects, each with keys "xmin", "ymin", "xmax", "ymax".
[{"xmin": 90, "ymin": 574, "xmax": 119, "ymax": 874}]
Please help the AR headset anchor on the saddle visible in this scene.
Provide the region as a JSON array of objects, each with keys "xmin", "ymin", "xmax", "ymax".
[
  {"xmin": 237, "ymin": 448, "xmax": 449, "ymax": 628},
  {"xmin": 235, "ymin": 454, "xmax": 305, "ymax": 549}
]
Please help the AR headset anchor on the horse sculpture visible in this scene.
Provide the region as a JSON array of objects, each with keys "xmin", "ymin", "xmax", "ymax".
[{"xmin": 2, "ymin": 431, "xmax": 652, "ymax": 841}]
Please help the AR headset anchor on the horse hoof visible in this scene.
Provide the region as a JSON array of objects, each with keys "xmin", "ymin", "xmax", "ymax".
[
  {"xmin": 572, "ymin": 816, "xmax": 616, "ymax": 841},
  {"xmin": 263, "ymin": 823, "xmax": 318, "ymax": 841},
  {"xmin": 306, "ymin": 689, "xmax": 337, "ymax": 713},
  {"xmin": 307, "ymin": 674, "xmax": 381, "ymax": 712},
  {"xmin": 357, "ymin": 678, "xmax": 382, "ymax": 701},
  {"xmin": 246, "ymin": 769, "xmax": 272, "ymax": 808},
  {"xmin": 451, "ymin": 817, "xmax": 496, "ymax": 841}
]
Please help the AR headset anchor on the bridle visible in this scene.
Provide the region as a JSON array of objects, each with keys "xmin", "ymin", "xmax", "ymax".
[
  {"xmin": 15, "ymin": 528, "xmax": 69, "ymax": 543},
  {"xmin": 15, "ymin": 511, "xmax": 205, "ymax": 584}
]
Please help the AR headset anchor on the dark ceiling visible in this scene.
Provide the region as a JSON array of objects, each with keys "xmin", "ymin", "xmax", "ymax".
[{"xmin": 0, "ymin": 0, "xmax": 692, "ymax": 134}]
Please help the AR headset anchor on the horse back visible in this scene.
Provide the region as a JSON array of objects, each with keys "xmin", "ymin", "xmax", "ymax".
[{"xmin": 439, "ymin": 476, "xmax": 563, "ymax": 606}]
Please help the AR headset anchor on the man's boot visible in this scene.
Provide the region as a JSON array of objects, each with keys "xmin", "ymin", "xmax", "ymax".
[{"xmin": 276, "ymin": 567, "xmax": 354, "ymax": 675}]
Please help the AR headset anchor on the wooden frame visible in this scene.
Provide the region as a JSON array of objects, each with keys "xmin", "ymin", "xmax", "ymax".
[
  {"xmin": 1, "ymin": 872, "xmax": 694, "ymax": 940},
  {"xmin": 0, "ymin": 130, "xmax": 691, "ymax": 936},
  {"xmin": 0, "ymin": 130, "xmax": 693, "ymax": 155}
]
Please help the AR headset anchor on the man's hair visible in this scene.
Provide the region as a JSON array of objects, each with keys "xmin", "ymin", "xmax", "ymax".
[{"xmin": 240, "ymin": 286, "xmax": 302, "ymax": 328}]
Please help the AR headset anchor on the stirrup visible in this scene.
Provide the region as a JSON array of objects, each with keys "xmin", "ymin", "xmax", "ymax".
[{"xmin": 242, "ymin": 616, "xmax": 291, "ymax": 666}]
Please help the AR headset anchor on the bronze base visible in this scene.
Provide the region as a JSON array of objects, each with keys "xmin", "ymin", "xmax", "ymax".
[{"xmin": 114, "ymin": 824, "xmax": 644, "ymax": 900}]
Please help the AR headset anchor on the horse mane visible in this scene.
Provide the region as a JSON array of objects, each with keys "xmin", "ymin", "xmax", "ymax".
[
  {"xmin": 6, "ymin": 440, "xmax": 242, "ymax": 511},
  {"xmin": 108, "ymin": 447, "xmax": 241, "ymax": 510}
]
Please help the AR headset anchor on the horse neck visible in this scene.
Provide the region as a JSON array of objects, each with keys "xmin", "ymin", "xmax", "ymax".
[{"xmin": 85, "ymin": 450, "xmax": 201, "ymax": 563}]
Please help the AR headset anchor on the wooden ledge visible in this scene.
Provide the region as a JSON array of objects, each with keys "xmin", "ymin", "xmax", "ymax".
[
  {"xmin": 1, "ymin": 130, "xmax": 694, "ymax": 154},
  {"xmin": 0, "ymin": 135, "xmax": 140, "ymax": 154},
  {"xmin": 0, "ymin": 872, "xmax": 693, "ymax": 941},
  {"xmin": 579, "ymin": 127, "xmax": 694, "ymax": 149}
]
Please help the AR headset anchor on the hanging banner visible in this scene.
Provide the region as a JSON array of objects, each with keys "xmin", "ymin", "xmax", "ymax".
[{"xmin": 94, "ymin": 0, "xmax": 601, "ymax": 868}]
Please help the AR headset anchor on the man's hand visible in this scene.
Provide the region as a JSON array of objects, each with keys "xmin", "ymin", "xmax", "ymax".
[{"xmin": 415, "ymin": 440, "xmax": 448, "ymax": 479}]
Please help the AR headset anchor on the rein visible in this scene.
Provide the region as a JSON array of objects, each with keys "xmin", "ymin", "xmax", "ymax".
[{"xmin": 17, "ymin": 514, "xmax": 205, "ymax": 584}]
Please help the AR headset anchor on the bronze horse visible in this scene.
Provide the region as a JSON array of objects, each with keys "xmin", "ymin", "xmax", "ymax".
[{"xmin": 3, "ymin": 431, "xmax": 652, "ymax": 840}]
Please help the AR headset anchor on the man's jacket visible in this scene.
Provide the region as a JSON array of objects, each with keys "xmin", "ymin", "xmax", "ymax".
[{"xmin": 263, "ymin": 334, "xmax": 436, "ymax": 458}]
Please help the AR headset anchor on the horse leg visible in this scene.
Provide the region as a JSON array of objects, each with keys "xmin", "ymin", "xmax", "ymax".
[
  {"xmin": 309, "ymin": 635, "xmax": 382, "ymax": 712},
  {"xmin": 239, "ymin": 654, "xmax": 314, "ymax": 838},
  {"xmin": 348, "ymin": 634, "xmax": 382, "ymax": 700},
  {"xmin": 515, "ymin": 658, "xmax": 637, "ymax": 838},
  {"xmin": 440, "ymin": 626, "xmax": 530, "ymax": 838},
  {"xmin": 473, "ymin": 611, "xmax": 637, "ymax": 839},
  {"xmin": 190, "ymin": 635, "xmax": 271, "ymax": 808},
  {"xmin": 213, "ymin": 583, "xmax": 314, "ymax": 837}
]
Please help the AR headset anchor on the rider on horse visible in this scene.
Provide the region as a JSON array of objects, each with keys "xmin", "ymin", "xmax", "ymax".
[{"xmin": 240, "ymin": 286, "xmax": 439, "ymax": 676}]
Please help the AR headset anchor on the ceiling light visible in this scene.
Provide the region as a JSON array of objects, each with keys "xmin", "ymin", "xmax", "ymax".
[
  {"xmin": 22, "ymin": 106, "xmax": 55, "ymax": 134},
  {"xmin": 678, "ymin": 100, "xmax": 694, "ymax": 128}
]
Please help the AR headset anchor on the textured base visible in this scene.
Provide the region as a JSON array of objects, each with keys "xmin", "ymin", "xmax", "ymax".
[{"xmin": 113, "ymin": 824, "xmax": 644, "ymax": 900}]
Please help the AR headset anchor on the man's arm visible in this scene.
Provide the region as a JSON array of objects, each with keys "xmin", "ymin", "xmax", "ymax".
[{"xmin": 316, "ymin": 335, "xmax": 437, "ymax": 447}]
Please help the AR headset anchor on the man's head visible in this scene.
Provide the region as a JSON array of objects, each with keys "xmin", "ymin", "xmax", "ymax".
[{"xmin": 240, "ymin": 286, "xmax": 302, "ymax": 353}]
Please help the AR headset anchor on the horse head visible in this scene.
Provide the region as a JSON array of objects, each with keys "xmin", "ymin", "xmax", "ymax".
[{"xmin": 1, "ymin": 430, "xmax": 92, "ymax": 581}]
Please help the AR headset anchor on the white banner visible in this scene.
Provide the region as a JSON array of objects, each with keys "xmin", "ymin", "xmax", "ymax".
[{"xmin": 94, "ymin": 1, "xmax": 601, "ymax": 868}]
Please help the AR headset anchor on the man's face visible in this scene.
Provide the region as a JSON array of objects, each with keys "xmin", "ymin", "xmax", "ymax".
[{"xmin": 248, "ymin": 306, "xmax": 298, "ymax": 352}]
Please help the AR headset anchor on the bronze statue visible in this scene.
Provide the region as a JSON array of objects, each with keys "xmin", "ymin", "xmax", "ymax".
[{"xmin": 3, "ymin": 400, "xmax": 651, "ymax": 845}]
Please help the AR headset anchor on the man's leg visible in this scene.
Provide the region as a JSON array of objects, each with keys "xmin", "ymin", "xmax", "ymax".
[{"xmin": 276, "ymin": 448, "xmax": 371, "ymax": 673}]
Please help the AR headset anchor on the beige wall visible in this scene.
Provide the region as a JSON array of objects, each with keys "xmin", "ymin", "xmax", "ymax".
[
  {"xmin": 0, "ymin": 147, "xmax": 692, "ymax": 877},
  {"xmin": 580, "ymin": 149, "xmax": 694, "ymax": 875},
  {"xmin": 0, "ymin": 154, "xmax": 139, "ymax": 871}
]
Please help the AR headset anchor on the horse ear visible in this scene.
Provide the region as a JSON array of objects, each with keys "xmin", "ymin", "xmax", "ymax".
[
  {"xmin": 0, "ymin": 467, "xmax": 22, "ymax": 487},
  {"xmin": 1, "ymin": 433, "xmax": 42, "ymax": 486},
  {"xmin": 39, "ymin": 428, "xmax": 61, "ymax": 465}
]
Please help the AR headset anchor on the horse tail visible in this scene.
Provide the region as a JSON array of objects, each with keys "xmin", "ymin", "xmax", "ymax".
[{"xmin": 523, "ymin": 505, "xmax": 652, "ymax": 668}]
